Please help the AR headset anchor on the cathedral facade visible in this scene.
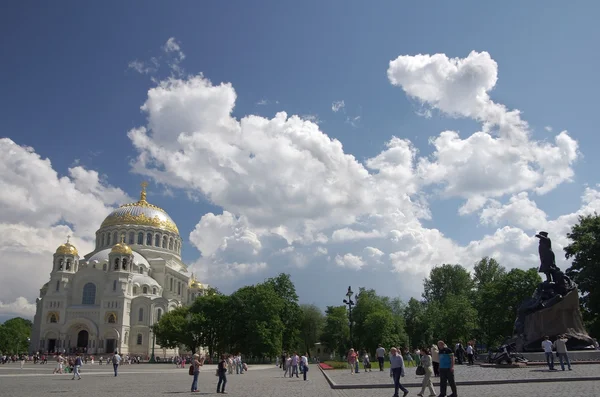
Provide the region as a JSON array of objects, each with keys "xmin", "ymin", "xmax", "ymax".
[{"xmin": 29, "ymin": 184, "xmax": 208, "ymax": 357}]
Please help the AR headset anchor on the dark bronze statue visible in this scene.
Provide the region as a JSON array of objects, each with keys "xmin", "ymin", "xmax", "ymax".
[
  {"xmin": 536, "ymin": 231, "xmax": 556, "ymax": 282},
  {"xmin": 508, "ymin": 231, "xmax": 594, "ymax": 351}
]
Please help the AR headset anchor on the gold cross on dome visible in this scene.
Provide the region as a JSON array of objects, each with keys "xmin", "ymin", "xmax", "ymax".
[
  {"xmin": 140, "ymin": 181, "xmax": 148, "ymax": 201},
  {"xmin": 66, "ymin": 235, "xmax": 71, "ymax": 244}
]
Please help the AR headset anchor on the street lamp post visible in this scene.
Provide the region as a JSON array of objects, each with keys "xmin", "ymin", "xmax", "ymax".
[
  {"xmin": 342, "ymin": 286, "xmax": 355, "ymax": 349},
  {"xmin": 149, "ymin": 327, "xmax": 156, "ymax": 363}
]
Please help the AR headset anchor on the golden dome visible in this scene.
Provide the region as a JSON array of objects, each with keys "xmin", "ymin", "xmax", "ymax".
[
  {"xmin": 55, "ymin": 237, "xmax": 78, "ymax": 256},
  {"xmin": 111, "ymin": 241, "xmax": 133, "ymax": 256},
  {"xmin": 100, "ymin": 182, "xmax": 179, "ymax": 235},
  {"xmin": 188, "ymin": 273, "xmax": 203, "ymax": 289}
]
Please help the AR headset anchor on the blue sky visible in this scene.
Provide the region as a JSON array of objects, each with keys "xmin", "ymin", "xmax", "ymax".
[{"xmin": 1, "ymin": 1, "xmax": 599, "ymax": 318}]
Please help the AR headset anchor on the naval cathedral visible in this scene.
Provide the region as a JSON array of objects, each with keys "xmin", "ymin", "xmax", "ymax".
[{"xmin": 29, "ymin": 183, "xmax": 208, "ymax": 357}]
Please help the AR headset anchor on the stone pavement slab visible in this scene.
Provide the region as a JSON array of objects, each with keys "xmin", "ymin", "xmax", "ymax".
[
  {"xmin": 338, "ymin": 381, "xmax": 600, "ymax": 397},
  {"xmin": 0, "ymin": 363, "xmax": 340, "ymax": 397},
  {"xmin": 323, "ymin": 363, "xmax": 600, "ymax": 388}
]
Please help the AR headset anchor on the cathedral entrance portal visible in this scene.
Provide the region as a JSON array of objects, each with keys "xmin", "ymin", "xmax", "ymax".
[
  {"xmin": 77, "ymin": 330, "xmax": 89, "ymax": 350},
  {"xmin": 106, "ymin": 339, "xmax": 116, "ymax": 354},
  {"xmin": 47, "ymin": 339, "xmax": 56, "ymax": 353}
]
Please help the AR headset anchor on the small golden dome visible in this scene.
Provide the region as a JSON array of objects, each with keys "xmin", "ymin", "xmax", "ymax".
[
  {"xmin": 111, "ymin": 240, "xmax": 132, "ymax": 256},
  {"xmin": 56, "ymin": 236, "xmax": 78, "ymax": 256}
]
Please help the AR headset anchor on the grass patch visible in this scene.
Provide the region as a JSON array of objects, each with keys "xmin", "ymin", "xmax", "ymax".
[{"xmin": 322, "ymin": 360, "xmax": 419, "ymax": 370}]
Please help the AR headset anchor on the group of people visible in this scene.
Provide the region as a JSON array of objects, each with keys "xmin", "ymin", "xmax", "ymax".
[
  {"xmin": 541, "ymin": 334, "xmax": 573, "ymax": 371},
  {"xmin": 279, "ymin": 352, "xmax": 310, "ymax": 380},
  {"xmin": 352, "ymin": 341, "xmax": 458, "ymax": 397},
  {"xmin": 190, "ymin": 353, "xmax": 247, "ymax": 393}
]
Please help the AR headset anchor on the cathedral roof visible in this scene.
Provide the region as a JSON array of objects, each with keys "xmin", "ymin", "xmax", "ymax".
[
  {"xmin": 100, "ymin": 182, "xmax": 179, "ymax": 235},
  {"xmin": 132, "ymin": 274, "xmax": 161, "ymax": 289},
  {"xmin": 111, "ymin": 240, "xmax": 132, "ymax": 256},
  {"xmin": 87, "ymin": 248, "xmax": 150, "ymax": 268},
  {"xmin": 55, "ymin": 237, "xmax": 78, "ymax": 256}
]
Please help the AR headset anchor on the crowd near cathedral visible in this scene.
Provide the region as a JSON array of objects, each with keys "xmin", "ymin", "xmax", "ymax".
[{"xmin": 29, "ymin": 183, "xmax": 209, "ymax": 357}]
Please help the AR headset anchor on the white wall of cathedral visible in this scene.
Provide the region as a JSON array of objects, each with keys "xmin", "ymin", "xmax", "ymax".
[{"xmin": 93, "ymin": 226, "xmax": 183, "ymax": 257}]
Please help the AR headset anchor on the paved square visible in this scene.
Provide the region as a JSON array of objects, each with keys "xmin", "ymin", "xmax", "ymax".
[
  {"xmin": 325, "ymin": 363, "xmax": 600, "ymax": 387},
  {"xmin": 0, "ymin": 363, "xmax": 598, "ymax": 397}
]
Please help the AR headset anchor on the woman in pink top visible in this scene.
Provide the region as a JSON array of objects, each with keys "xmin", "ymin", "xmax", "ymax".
[{"xmin": 347, "ymin": 348, "xmax": 357, "ymax": 374}]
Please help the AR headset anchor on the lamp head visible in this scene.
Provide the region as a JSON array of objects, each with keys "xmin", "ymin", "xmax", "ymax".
[{"xmin": 346, "ymin": 286, "xmax": 354, "ymax": 298}]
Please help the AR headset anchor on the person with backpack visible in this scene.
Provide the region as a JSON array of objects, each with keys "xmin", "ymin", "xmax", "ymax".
[
  {"xmin": 112, "ymin": 351, "xmax": 121, "ymax": 377},
  {"xmin": 71, "ymin": 354, "xmax": 83, "ymax": 380},
  {"xmin": 217, "ymin": 354, "xmax": 228, "ymax": 394}
]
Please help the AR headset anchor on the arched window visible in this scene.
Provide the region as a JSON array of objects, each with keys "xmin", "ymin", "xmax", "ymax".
[
  {"xmin": 113, "ymin": 280, "xmax": 117, "ymax": 291},
  {"xmin": 82, "ymin": 283, "xmax": 96, "ymax": 305},
  {"xmin": 157, "ymin": 308, "xmax": 162, "ymax": 321},
  {"xmin": 152, "ymin": 287, "xmax": 157, "ymax": 295},
  {"xmin": 101, "ymin": 233, "xmax": 106, "ymax": 247},
  {"xmin": 178, "ymin": 282, "xmax": 181, "ymax": 295},
  {"xmin": 113, "ymin": 232, "xmax": 118, "ymax": 245},
  {"xmin": 56, "ymin": 280, "xmax": 60, "ymax": 291},
  {"xmin": 66, "ymin": 260, "xmax": 71, "ymax": 271},
  {"xmin": 133, "ymin": 286, "xmax": 137, "ymax": 295},
  {"xmin": 154, "ymin": 234, "xmax": 160, "ymax": 247},
  {"xmin": 146, "ymin": 233, "xmax": 152, "ymax": 245},
  {"xmin": 107, "ymin": 232, "xmax": 111, "ymax": 246},
  {"xmin": 139, "ymin": 267, "xmax": 143, "ymax": 274},
  {"xmin": 114, "ymin": 258, "xmax": 119, "ymax": 270},
  {"xmin": 143, "ymin": 286, "xmax": 148, "ymax": 294},
  {"xmin": 122, "ymin": 258, "xmax": 128, "ymax": 270},
  {"xmin": 162, "ymin": 236, "xmax": 167, "ymax": 248},
  {"xmin": 107, "ymin": 314, "xmax": 116, "ymax": 323},
  {"xmin": 57, "ymin": 259, "xmax": 64, "ymax": 271},
  {"xmin": 138, "ymin": 308, "xmax": 144, "ymax": 322},
  {"xmin": 170, "ymin": 278, "xmax": 173, "ymax": 291},
  {"xmin": 128, "ymin": 232, "xmax": 135, "ymax": 245},
  {"xmin": 103, "ymin": 263, "xmax": 107, "ymax": 271},
  {"xmin": 137, "ymin": 232, "xmax": 144, "ymax": 245},
  {"xmin": 136, "ymin": 333, "xmax": 142, "ymax": 345},
  {"xmin": 169, "ymin": 238, "xmax": 174, "ymax": 250},
  {"xmin": 50, "ymin": 314, "xmax": 57, "ymax": 323}
]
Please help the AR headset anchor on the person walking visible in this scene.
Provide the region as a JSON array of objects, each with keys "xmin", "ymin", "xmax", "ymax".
[
  {"xmin": 389, "ymin": 347, "xmax": 409, "ymax": 397},
  {"xmin": 112, "ymin": 351, "xmax": 121, "ymax": 377},
  {"xmin": 71, "ymin": 354, "xmax": 82, "ymax": 380},
  {"xmin": 217, "ymin": 354, "xmax": 228, "ymax": 394},
  {"xmin": 416, "ymin": 348, "xmax": 436, "ymax": 397},
  {"xmin": 542, "ymin": 336, "xmax": 556, "ymax": 370},
  {"xmin": 466, "ymin": 342, "xmax": 474, "ymax": 366},
  {"xmin": 554, "ymin": 335, "xmax": 572, "ymax": 371},
  {"xmin": 437, "ymin": 341, "xmax": 457, "ymax": 397},
  {"xmin": 430, "ymin": 344, "xmax": 439, "ymax": 377},
  {"xmin": 376, "ymin": 344, "xmax": 386, "ymax": 371},
  {"xmin": 347, "ymin": 349, "xmax": 357, "ymax": 374},
  {"xmin": 301, "ymin": 353, "xmax": 309, "ymax": 381}
]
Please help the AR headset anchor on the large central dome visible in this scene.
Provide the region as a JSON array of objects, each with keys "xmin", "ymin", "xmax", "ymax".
[{"xmin": 100, "ymin": 183, "xmax": 179, "ymax": 235}]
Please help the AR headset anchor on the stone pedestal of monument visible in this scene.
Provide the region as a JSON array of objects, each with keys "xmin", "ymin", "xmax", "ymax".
[{"xmin": 515, "ymin": 288, "xmax": 594, "ymax": 351}]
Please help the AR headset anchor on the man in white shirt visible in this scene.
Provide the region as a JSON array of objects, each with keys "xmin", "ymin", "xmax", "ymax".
[
  {"xmin": 541, "ymin": 336, "xmax": 556, "ymax": 370},
  {"xmin": 376, "ymin": 344, "xmax": 386, "ymax": 371},
  {"xmin": 300, "ymin": 353, "xmax": 309, "ymax": 381}
]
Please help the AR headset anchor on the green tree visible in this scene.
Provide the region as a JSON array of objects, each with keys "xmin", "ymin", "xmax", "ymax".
[
  {"xmin": 189, "ymin": 292, "xmax": 230, "ymax": 358},
  {"xmin": 299, "ymin": 304, "xmax": 324, "ymax": 355},
  {"xmin": 228, "ymin": 283, "xmax": 284, "ymax": 358},
  {"xmin": 473, "ymin": 267, "xmax": 541, "ymax": 349},
  {"xmin": 321, "ymin": 305, "xmax": 349, "ymax": 358},
  {"xmin": 427, "ymin": 294, "xmax": 477, "ymax": 344},
  {"xmin": 565, "ymin": 213, "xmax": 600, "ymax": 336},
  {"xmin": 265, "ymin": 274, "xmax": 301, "ymax": 353},
  {"xmin": 404, "ymin": 298, "xmax": 431, "ymax": 348},
  {"xmin": 0, "ymin": 317, "xmax": 32, "ymax": 355},
  {"xmin": 152, "ymin": 307, "xmax": 203, "ymax": 354},
  {"xmin": 473, "ymin": 257, "xmax": 506, "ymax": 287},
  {"xmin": 351, "ymin": 289, "xmax": 407, "ymax": 354},
  {"xmin": 423, "ymin": 264, "xmax": 474, "ymax": 303}
]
